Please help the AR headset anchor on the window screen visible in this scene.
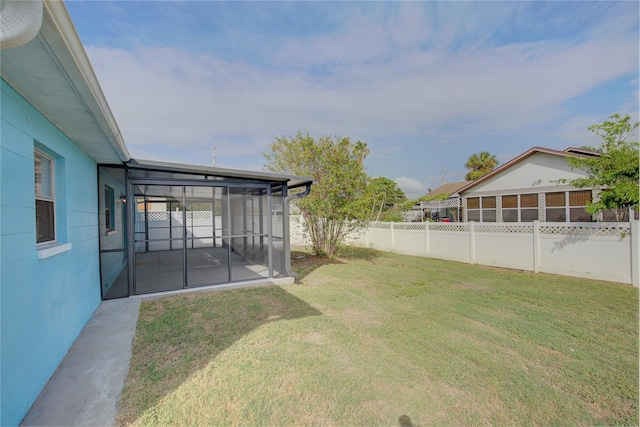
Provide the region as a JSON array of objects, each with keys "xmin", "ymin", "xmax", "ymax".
[
  {"xmin": 521, "ymin": 194, "xmax": 538, "ymax": 208},
  {"xmin": 521, "ymin": 209, "xmax": 539, "ymax": 222},
  {"xmin": 545, "ymin": 192, "xmax": 565, "ymax": 207},
  {"xmin": 467, "ymin": 210, "xmax": 480, "ymax": 222},
  {"xmin": 569, "ymin": 191, "xmax": 591, "ymax": 207},
  {"xmin": 502, "ymin": 195, "xmax": 517, "ymax": 209},
  {"xmin": 482, "ymin": 196, "xmax": 496, "ymax": 209}
]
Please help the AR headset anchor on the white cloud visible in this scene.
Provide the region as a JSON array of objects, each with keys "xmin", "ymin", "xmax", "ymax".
[
  {"xmin": 84, "ymin": 1, "xmax": 638, "ymax": 175},
  {"xmin": 556, "ymin": 115, "xmax": 605, "ymax": 146},
  {"xmin": 395, "ymin": 176, "xmax": 427, "ymax": 198},
  {"xmin": 556, "ymin": 108, "xmax": 640, "ymax": 148},
  {"xmin": 90, "ymin": 27, "xmax": 636, "ymax": 148}
]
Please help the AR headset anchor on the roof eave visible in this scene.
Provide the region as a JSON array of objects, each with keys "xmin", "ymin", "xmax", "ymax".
[
  {"xmin": 127, "ymin": 158, "xmax": 313, "ymax": 187},
  {"xmin": 458, "ymin": 146, "xmax": 590, "ymax": 194},
  {"xmin": 1, "ymin": 1, "xmax": 130, "ymax": 164},
  {"xmin": 43, "ymin": 0, "xmax": 130, "ymax": 162}
]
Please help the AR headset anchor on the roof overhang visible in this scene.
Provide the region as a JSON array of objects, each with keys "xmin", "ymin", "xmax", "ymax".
[
  {"xmin": 127, "ymin": 158, "xmax": 314, "ymax": 189},
  {"xmin": 1, "ymin": 0, "xmax": 130, "ymax": 163},
  {"xmin": 457, "ymin": 146, "xmax": 598, "ymax": 195},
  {"xmin": 423, "ymin": 181, "xmax": 469, "ymax": 199}
]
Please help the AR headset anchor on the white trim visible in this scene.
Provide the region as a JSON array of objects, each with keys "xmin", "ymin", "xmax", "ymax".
[
  {"xmin": 35, "ymin": 150, "xmax": 55, "ymax": 200},
  {"xmin": 467, "ymin": 196, "xmax": 497, "ymax": 222},
  {"xmin": 43, "ymin": 0, "xmax": 130, "ymax": 162},
  {"xmin": 37, "ymin": 242, "xmax": 72, "ymax": 259},
  {"xmin": 35, "ymin": 149, "xmax": 57, "ymax": 244}
]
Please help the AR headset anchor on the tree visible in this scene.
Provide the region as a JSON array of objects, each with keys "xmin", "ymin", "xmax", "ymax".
[
  {"xmin": 354, "ymin": 140, "xmax": 370, "ymax": 165},
  {"xmin": 464, "ymin": 151, "xmax": 498, "ymax": 180},
  {"xmin": 564, "ymin": 114, "xmax": 639, "ymax": 221},
  {"xmin": 366, "ymin": 177, "xmax": 407, "ymax": 221},
  {"xmin": 264, "ymin": 131, "xmax": 370, "ymax": 257}
]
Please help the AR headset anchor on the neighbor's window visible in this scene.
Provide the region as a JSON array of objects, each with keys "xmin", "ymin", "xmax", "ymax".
[
  {"xmin": 545, "ymin": 192, "xmax": 566, "ymax": 222},
  {"xmin": 545, "ymin": 191, "xmax": 592, "ymax": 222},
  {"xmin": 569, "ymin": 190, "xmax": 592, "ymax": 222},
  {"xmin": 465, "ymin": 196, "xmax": 496, "ymax": 222},
  {"xmin": 501, "ymin": 193, "xmax": 539, "ymax": 222},
  {"xmin": 481, "ymin": 196, "xmax": 496, "ymax": 222},
  {"xmin": 501, "ymin": 195, "xmax": 518, "ymax": 222},
  {"xmin": 520, "ymin": 193, "xmax": 539, "ymax": 222},
  {"xmin": 466, "ymin": 197, "xmax": 480, "ymax": 221},
  {"xmin": 35, "ymin": 151, "xmax": 55, "ymax": 243},
  {"xmin": 105, "ymin": 185, "xmax": 115, "ymax": 231}
]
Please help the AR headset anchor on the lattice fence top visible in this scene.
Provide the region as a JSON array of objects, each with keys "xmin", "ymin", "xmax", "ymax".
[
  {"xmin": 365, "ymin": 221, "xmax": 632, "ymax": 236},
  {"xmin": 188, "ymin": 211, "xmax": 212, "ymax": 220},
  {"xmin": 475, "ymin": 224, "xmax": 533, "ymax": 234},
  {"xmin": 141, "ymin": 212, "xmax": 169, "ymax": 221},
  {"xmin": 429, "ymin": 223, "xmax": 469, "ymax": 232},
  {"xmin": 539, "ymin": 223, "xmax": 631, "ymax": 236},
  {"xmin": 369, "ymin": 222, "xmax": 393, "ymax": 229},
  {"xmin": 139, "ymin": 211, "xmax": 216, "ymax": 221},
  {"xmin": 395, "ymin": 223, "xmax": 426, "ymax": 231}
]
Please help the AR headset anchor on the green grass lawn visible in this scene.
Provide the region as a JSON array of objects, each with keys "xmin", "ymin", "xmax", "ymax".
[{"xmin": 117, "ymin": 248, "xmax": 639, "ymax": 426}]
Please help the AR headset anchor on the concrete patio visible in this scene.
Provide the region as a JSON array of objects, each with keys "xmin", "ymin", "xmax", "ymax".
[
  {"xmin": 20, "ymin": 298, "xmax": 141, "ymax": 426},
  {"xmin": 20, "ymin": 275, "xmax": 293, "ymax": 426}
]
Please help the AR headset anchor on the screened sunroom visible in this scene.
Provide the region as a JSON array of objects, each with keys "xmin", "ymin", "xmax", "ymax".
[{"xmin": 98, "ymin": 160, "xmax": 312, "ymax": 299}]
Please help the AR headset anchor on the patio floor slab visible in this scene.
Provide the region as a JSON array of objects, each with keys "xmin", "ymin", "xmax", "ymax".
[{"xmin": 20, "ymin": 298, "xmax": 141, "ymax": 427}]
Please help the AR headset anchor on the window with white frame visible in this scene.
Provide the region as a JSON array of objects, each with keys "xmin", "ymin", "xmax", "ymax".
[
  {"xmin": 545, "ymin": 192, "xmax": 566, "ymax": 222},
  {"xmin": 569, "ymin": 191, "xmax": 592, "ymax": 222},
  {"xmin": 545, "ymin": 190, "xmax": 592, "ymax": 222},
  {"xmin": 520, "ymin": 194, "xmax": 539, "ymax": 221},
  {"xmin": 466, "ymin": 196, "xmax": 496, "ymax": 222},
  {"xmin": 466, "ymin": 197, "xmax": 480, "ymax": 221},
  {"xmin": 105, "ymin": 185, "xmax": 115, "ymax": 232},
  {"xmin": 481, "ymin": 196, "xmax": 496, "ymax": 222},
  {"xmin": 501, "ymin": 193, "xmax": 538, "ymax": 222},
  {"xmin": 35, "ymin": 150, "xmax": 55, "ymax": 244}
]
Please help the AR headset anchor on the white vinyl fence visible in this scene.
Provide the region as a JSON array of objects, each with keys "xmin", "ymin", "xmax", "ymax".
[
  {"xmin": 136, "ymin": 211, "xmax": 286, "ymax": 252},
  {"xmin": 290, "ymin": 216, "xmax": 639, "ymax": 286}
]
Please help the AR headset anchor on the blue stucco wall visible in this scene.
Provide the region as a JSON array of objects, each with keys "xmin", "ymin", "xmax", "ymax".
[{"xmin": 1, "ymin": 79, "xmax": 102, "ymax": 426}]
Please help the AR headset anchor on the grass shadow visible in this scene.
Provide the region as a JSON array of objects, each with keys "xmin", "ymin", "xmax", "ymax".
[
  {"xmin": 116, "ymin": 286, "xmax": 321, "ymax": 425},
  {"xmin": 290, "ymin": 246, "xmax": 381, "ymax": 283},
  {"xmin": 398, "ymin": 414, "xmax": 415, "ymax": 427},
  {"xmin": 290, "ymin": 250, "xmax": 342, "ymax": 283},
  {"xmin": 337, "ymin": 246, "xmax": 382, "ymax": 262}
]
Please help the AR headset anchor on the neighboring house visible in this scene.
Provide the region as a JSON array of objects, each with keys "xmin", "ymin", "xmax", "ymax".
[
  {"xmin": 458, "ymin": 147, "xmax": 599, "ymax": 223},
  {"xmin": 0, "ymin": 2, "xmax": 310, "ymax": 425},
  {"xmin": 416, "ymin": 181, "xmax": 469, "ymax": 222}
]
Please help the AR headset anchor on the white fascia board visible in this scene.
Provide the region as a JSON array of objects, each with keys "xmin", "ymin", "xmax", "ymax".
[{"xmin": 43, "ymin": 0, "xmax": 130, "ymax": 162}]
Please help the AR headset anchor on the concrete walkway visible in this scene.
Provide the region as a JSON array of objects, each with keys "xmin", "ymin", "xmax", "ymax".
[{"xmin": 20, "ymin": 298, "xmax": 141, "ymax": 427}]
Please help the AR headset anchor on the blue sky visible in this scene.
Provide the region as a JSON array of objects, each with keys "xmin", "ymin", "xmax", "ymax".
[{"xmin": 67, "ymin": 1, "xmax": 639, "ymax": 198}]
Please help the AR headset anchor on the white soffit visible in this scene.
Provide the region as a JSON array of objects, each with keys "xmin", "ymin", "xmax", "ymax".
[{"xmin": 0, "ymin": 0, "xmax": 129, "ymax": 164}]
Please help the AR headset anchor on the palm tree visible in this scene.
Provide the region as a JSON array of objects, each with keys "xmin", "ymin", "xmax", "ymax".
[{"xmin": 465, "ymin": 151, "xmax": 498, "ymax": 180}]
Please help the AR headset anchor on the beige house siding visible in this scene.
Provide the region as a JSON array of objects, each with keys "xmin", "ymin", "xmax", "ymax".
[{"xmin": 459, "ymin": 150, "xmax": 597, "ymax": 223}]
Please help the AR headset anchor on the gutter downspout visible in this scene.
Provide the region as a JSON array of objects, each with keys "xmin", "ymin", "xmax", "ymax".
[{"xmin": 283, "ymin": 183, "xmax": 312, "ymax": 277}]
